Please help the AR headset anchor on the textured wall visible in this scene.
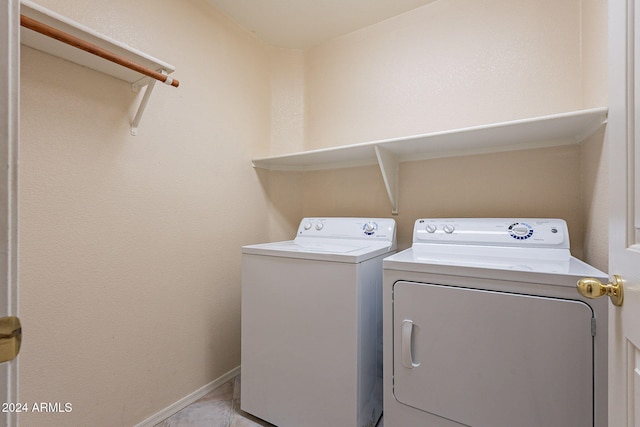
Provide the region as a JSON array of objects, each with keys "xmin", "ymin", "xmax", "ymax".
[
  {"xmin": 15, "ymin": 0, "xmax": 609, "ymax": 426},
  {"xmin": 299, "ymin": 145, "xmax": 584, "ymax": 254},
  {"xmin": 303, "ymin": 0, "xmax": 583, "ymax": 150},
  {"xmin": 274, "ymin": 0, "xmax": 606, "ymax": 261},
  {"xmin": 580, "ymin": 0, "xmax": 609, "ymax": 271},
  {"xmin": 19, "ymin": 0, "xmax": 271, "ymax": 425}
]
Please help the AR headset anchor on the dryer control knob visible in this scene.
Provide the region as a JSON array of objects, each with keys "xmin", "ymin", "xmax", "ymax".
[
  {"xmin": 315, "ymin": 222, "xmax": 324, "ymax": 231},
  {"xmin": 426, "ymin": 224, "xmax": 437, "ymax": 233},
  {"xmin": 508, "ymin": 222, "xmax": 533, "ymax": 240},
  {"xmin": 303, "ymin": 222, "xmax": 312, "ymax": 230},
  {"xmin": 443, "ymin": 224, "xmax": 455, "ymax": 234},
  {"xmin": 511, "ymin": 224, "xmax": 529, "ymax": 236}
]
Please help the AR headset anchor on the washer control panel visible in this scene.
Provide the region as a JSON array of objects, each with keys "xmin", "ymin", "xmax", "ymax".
[
  {"xmin": 297, "ymin": 217, "xmax": 396, "ymax": 241},
  {"xmin": 414, "ymin": 218, "xmax": 568, "ymax": 248}
]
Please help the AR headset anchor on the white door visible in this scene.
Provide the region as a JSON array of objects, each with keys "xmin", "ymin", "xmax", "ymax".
[
  {"xmin": 608, "ymin": 0, "xmax": 640, "ymax": 425},
  {"xmin": 393, "ymin": 281, "xmax": 594, "ymax": 427},
  {"xmin": 0, "ymin": 1, "xmax": 20, "ymax": 426}
]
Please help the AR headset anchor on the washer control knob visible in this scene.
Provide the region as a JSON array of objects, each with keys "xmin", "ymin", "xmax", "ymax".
[
  {"xmin": 303, "ymin": 222, "xmax": 312, "ymax": 230},
  {"xmin": 425, "ymin": 224, "xmax": 437, "ymax": 233},
  {"xmin": 363, "ymin": 221, "xmax": 378, "ymax": 235},
  {"xmin": 443, "ymin": 224, "xmax": 455, "ymax": 234},
  {"xmin": 315, "ymin": 222, "xmax": 324, "ymax": 231}
]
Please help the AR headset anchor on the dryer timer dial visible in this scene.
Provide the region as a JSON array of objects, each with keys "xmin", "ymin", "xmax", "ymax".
[{"xmin": 508, "ymin": 222, "xmax": 534, "ymax": 240}]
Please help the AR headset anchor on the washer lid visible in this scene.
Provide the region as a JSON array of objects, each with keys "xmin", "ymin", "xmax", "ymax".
[
  {"xmin": 242, "ymin": 217, "xmax": 397, "ymax": 262},
  {"xmin": 243, "ymin": 239, "xmax": 395, "ymax": 263}
]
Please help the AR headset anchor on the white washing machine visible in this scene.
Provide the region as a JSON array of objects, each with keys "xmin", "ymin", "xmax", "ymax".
[
  {"xmin": 383, "ymin": 218, "xmax": 608, "ymax": 427},
  {"xmin": 242, "ymin": 217, "xmax": 397, "ymax": 427}
]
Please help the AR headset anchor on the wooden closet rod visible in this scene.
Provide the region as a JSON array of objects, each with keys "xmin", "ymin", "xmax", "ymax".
[{"xmin": 20, "ymin": 14, "xmax": 180, "ymax": 88}]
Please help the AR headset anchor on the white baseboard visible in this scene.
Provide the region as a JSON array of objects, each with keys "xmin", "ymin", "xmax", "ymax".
[{"xmin": 134, "ymin": 365, "xmax": 241, "ymax": 427}]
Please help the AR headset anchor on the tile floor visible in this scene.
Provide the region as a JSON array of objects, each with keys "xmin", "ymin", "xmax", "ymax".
[{"xmin": 155, "ymin": 375, "xmax": 384, "ymax": 427}]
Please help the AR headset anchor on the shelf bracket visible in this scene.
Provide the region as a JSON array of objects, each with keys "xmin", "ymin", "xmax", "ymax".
[
  {"xmin": 375, "ymin": 145, "xmax": 399, "ymax": 215},
  {"xmin": 130, "ymin": 74, "xmax": 158, "ymax": 136}
]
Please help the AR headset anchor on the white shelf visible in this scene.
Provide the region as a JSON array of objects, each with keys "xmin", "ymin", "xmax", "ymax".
[
  {"xmin": 19, "ymin": 0, "xmax": 177, "ymax": 135},
  {"xmin": 252, "ymin": 107, "xmax": 608, "ymax": 214}
]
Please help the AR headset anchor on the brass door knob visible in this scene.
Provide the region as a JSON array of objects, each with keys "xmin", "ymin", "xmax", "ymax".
[
  {"xmin": 0, "ymin": 316, "xmax": 21, "ymax": 363},
  {"xmin": 577, "ymin": 275, "xmax": 624, "ymax": 306}
]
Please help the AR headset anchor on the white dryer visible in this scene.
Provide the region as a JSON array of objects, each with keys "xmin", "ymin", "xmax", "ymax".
[
  {"xmin": 383, "ymin": 218, "xmax": 608, "ymax": 427},
  {"xmin": 242, "ymin": 217, "xmax": 396, "ymax": 427}
]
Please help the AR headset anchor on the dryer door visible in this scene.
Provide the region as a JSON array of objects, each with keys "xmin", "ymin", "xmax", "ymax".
[{"xmin": 393, "ymin": 281, "xmax": 594, "ymax": 427}]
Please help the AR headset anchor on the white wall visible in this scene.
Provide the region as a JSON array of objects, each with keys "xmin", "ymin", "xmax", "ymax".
[
  {"xmin": 19, "ymin": 0, "xmax": 272, "ymax": 425},
  {"xmin": 303, "ymin": 0, "xmax": 583, "ymax": 150},
  {"xmin": 580, "ymin": 0, "xmax": 609, "ymax": 271},
  {"xmin": 16, "ymin": 0, "xmax": 609, "ymax": 425},
  {"xmin": 265, "ymin": 0, "xmax": 608, "ymax": 259}
]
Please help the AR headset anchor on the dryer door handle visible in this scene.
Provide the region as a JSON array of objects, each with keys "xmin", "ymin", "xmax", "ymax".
[{"xmin": 401, "ymin": 319, "xmax": 420, "ymax": 369}]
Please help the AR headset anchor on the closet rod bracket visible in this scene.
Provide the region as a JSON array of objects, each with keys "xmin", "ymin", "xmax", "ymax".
[
  {"xmin": 130, "ymin": 72, "xmax": 162, "ymax": 136},
  {"xmin": 132, "ymin": 76, "xmax": 151, "ymax": 93}
]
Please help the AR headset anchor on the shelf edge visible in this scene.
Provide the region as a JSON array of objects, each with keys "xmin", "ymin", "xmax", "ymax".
[
  {"xmin": 252, "ymin": 107, "xmax": 609, "ymax": 171},
  {"xmin": 252, "ymin": 107, "xmax": 608, "ymax": 214},
  {"xmin": 20, "ymin": 0, "xmax": 175, "ymax": 83}
]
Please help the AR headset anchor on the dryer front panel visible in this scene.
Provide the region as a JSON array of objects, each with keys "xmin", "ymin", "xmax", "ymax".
[{"xmin": 392, "ymin": 281, "xmax": 594, "ymax": 427}]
